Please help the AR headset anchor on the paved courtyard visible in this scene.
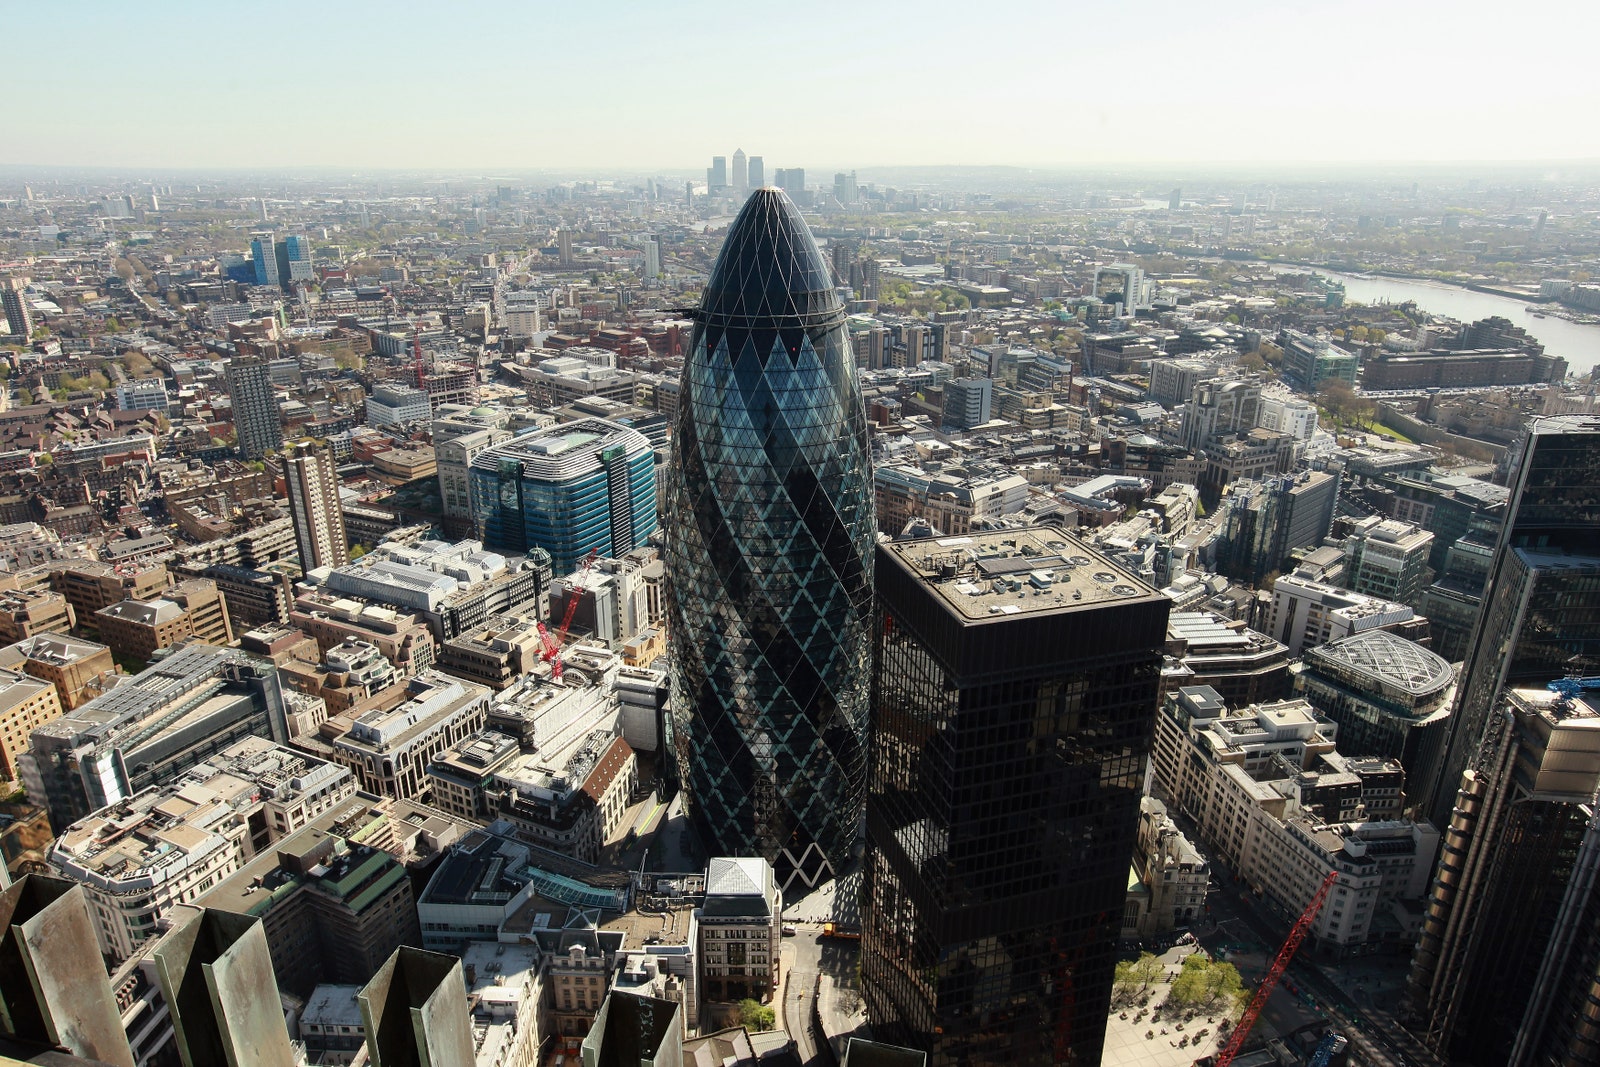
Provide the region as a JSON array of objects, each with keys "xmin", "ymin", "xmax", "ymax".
[{"xmin": 1102, "ymin": 946, "xmax": 1232, "ymax": 1067}]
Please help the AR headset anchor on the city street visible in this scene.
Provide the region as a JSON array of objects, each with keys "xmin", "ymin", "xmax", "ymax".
[
  {"xmin": 779, "ymin": 922, "xmax": 824, "ymax": 1065},
  {"xmin": 1191, "ymin": 854, "xmax": 1440, "ymax": 1067}
]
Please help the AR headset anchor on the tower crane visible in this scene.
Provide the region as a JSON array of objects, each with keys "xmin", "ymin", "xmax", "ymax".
[
  {"xmin": 1208, "ymin": 869, "xmax": 1339, "ymax": 1067},
  {"xmin": 1548, "ymin": 674, "xmax": 1600, "ymax": 704},
  {"xmin": 535, "ymin": 549, "xmax": 598, "ymax": 681}
]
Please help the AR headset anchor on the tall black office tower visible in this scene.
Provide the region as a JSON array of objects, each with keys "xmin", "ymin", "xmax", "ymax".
[
  {"xmin": 863, "ymin": 528, "xmax": 1170, "ymax": 1065},
  {"xmin": 1424, "ymin": 414, "xmax": 1600, "ymax": 830},
  {"xmin": 1409, "ymin": 684, "xmax": 1600, "ymax": 1065},
  {"xmin": 664, "ymin": 189, "xmax": 877, "ymax": 893}
]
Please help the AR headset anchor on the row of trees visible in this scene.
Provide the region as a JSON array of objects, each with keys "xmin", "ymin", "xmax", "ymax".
[
  {"xmin": 1317, "ymin": 379, "xmax": 1381, "ymax": 433},
  {"xmin": 877, "ymin": 280, "xmax": 971, "ymax": 315}
]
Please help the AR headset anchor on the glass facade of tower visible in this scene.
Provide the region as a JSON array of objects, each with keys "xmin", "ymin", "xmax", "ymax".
[
  {"xmin": 1426, "ymin": 414, "xmax": 1600, "ymax": 828},
  {"xmin": 665, "ymin": 189, "xmax": 876, "ymax": 893},
  {"xmin": 470, "ymin": 419, "xmax": 657, "ymax": 577},
  {"xmin": 862, "ymin": 530, "xmax": 1170, "ymax": 1066},
  {"xmin": 251, "ymin": 235, "xmax": 280, "ymax": 287}
]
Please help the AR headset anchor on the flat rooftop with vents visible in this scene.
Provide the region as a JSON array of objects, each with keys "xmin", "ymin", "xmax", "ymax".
[{"xmin": 882, "ymin": 527, "xmax": 1163, "ymax": 623}]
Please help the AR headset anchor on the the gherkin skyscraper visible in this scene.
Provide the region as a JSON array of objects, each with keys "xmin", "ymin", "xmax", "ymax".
[{"xmin": 665, "ymin": 188, "xmax": 876, "ymax": 893}]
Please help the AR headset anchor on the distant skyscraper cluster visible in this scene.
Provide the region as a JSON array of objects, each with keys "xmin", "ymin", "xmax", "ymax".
[
  {"xmin": 248, "ymin": 231, "xmax": 312, "ymax": 289},
  {"xmin": 704, "ymin": 150, "xmax": 770, "ymax": 196}
]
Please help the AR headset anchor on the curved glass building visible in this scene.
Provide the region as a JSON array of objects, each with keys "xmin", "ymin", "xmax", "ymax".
[
  {"xmin": 665, "ymin": 188, "xmax": 876, "ymax": 892},
  {"xmin": 469, "ymin": 418, "xmax": 657, "ymax": 576}
]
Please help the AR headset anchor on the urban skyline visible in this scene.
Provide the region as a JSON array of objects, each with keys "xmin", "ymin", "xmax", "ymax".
[{"xmin": 7, "ymin": 87, "xmax": 1600, "ymax": 1065}]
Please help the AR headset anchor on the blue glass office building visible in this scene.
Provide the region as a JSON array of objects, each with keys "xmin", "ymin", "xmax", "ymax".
[
  {"xmin": 470, "ymin": 419, "xmax": 657, "ymax": 576},
  {"xmin": 664, "ymin": 188, "xmax": 877, "ymax": 892},
  {"xmin": 250, "ymin": 234, "xmax": 280, "ymax": 287}
]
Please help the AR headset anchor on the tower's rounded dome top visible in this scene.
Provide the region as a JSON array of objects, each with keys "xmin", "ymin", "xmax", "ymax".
[{"xmin": 699, "ymin": 189, "xmax": 840, "ymax": 327}]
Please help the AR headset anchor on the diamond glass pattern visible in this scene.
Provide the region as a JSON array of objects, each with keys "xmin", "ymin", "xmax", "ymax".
[{"xmin": 664, "ymin": 189, "xmax": 876, "ymax": 892}]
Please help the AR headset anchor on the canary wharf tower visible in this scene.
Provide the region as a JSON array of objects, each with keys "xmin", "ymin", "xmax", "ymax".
[{"xmin": 665, "ymin": 188, "xmax": 876, "ymax": 892}]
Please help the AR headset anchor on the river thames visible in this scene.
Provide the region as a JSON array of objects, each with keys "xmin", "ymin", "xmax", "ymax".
[{"xmin": 1317, "ymin": 270, "xmax": 1600, "ymax": 377}]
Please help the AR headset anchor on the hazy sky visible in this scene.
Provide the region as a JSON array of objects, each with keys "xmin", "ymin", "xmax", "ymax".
[{"xmin": 8, "ymin": 0, "xmax": 1597, "ymax": 171}]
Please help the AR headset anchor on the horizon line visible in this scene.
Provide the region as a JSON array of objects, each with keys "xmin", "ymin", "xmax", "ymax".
[{"xmin": 5, "ymin": 158, "xmax": 1600, "ymax": 179}]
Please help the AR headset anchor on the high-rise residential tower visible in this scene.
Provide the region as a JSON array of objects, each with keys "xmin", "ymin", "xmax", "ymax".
[
  {"xmin": 274, "ymin": 234, "xmax": 313, "ymax": 287},
  {"xmin": 2, "ymin": 276, "xmax": 33, "ymax": 338},
  {"xmin": 250, "ymin": 233, "xmax": 280, "ymax": 287},
  {"xmin": 640, "ymin": 234, "xmax": 661, "ymax": 282},
  {"xmin": 863, "ymin": 528, "xmax": 1170, "ymax": 1065},
  {"xmin": 1423, "ymin": 414, "xmax": 1600, "ymax": 829},
  {"xmin": 224, "ymin": 357, "xmax": 283, "ymax": 460},
  {"xmin": 665, "ymin": 188, "xmax": 876, "ymax": 893},
  {"xmin": 283, "ymin": 439, "xmax": 349, "ymax": 573}
]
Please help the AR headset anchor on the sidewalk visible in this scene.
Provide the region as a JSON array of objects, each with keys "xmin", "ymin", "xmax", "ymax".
[{"xmin": 817, "ymin": 972, "xmax": 868, "ymax": 1063}]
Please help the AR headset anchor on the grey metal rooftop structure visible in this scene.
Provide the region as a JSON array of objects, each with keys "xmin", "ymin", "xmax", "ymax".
[{"xmin": 1306, "ymin": 629, "xmax": 1455, "ymax": 698}]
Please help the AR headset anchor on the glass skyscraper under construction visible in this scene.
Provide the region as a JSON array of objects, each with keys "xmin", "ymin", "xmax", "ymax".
[{"xmin": 664, "ymin": 188, "xmax": 876, "ymax": 893}]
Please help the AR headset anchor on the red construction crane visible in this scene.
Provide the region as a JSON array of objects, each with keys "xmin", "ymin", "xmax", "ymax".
[
  {"xmin": 412, "ymin": 327, "xmax": 426, "ymax": 389},
  {"xmin": 1047, "ymin": 929, "xmax": 1079, "ymax": 1060},
  {"xmin": 536, "ymin": 549, "xmax": 598, "ymax": 681},
  {"xmin": 1210, "ymin": 870, "xmax": 1339, "ymax": 1067}
]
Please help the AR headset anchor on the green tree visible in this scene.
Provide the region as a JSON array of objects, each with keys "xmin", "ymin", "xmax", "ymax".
[
  {"xmin": 1168, "ymin": 954, "xmax": 1249, "ymax": 1015},
  {"xmin": 1317, "ymin": 380, "xmax": 1359, "ymax": 428},
  {"xmin": 738, "ymin": 999, "xmax": 775, "ymax": 1032},
  {"xmin": 1132, "ymin": 951, "xmax": 1163, "ymax": 988},
  {"xmin": 1203, "ymin": 961, "xmax": 1246, "ymax": 1005},
  {"xmin": 1169, "ymin": 953, "xmax": 1212, "ymax": 1006}
]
